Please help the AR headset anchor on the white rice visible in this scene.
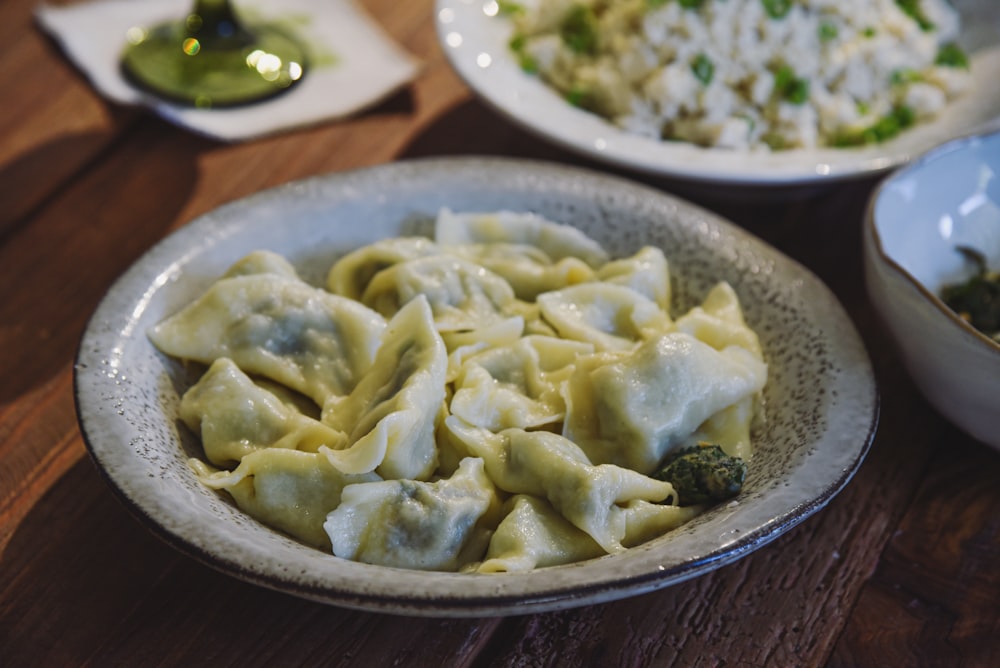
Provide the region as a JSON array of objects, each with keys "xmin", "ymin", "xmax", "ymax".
[{"xmin": 510, "ymin": 0, "xmax": 971, "ymax": 150}]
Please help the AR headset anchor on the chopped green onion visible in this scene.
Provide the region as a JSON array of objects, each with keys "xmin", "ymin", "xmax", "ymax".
[
  {"xmin": 761, "ymin": 0, "xmax": 793, "ymax": 19},
  {"xmin": 786, "ymin": 80, "xmax": 809, "ymax": 104},
  {"xmin": 762, "ymin": 132, "xmax": 787, "ymax": 150},
  {"xmin": 832, "ymin": 106, "xmax": 916, "ymax": 146},
  {"xmin": 871, "ymin": 112, "xmax": 902, "ymax": 139},
  {"xmin": 496, "ymin": 1, "xmax": 525, "ymax": 15},
  {"xmin": 774, "ymin": 65, "xmax": 809, "ymax": 104},
  {"xmin": 647, "ymin": 0, "xmax": 703, "ymax": 11},
  {"xmin": 936, "ymin": 42, "xmax": 970, "ymax": 69},
  {"xmin": 896, "ymin": 0, "xmax": 935, "ymax": 31},
  {"xmin": 691, "ymin": 53, "xmax": 714, "ymax": 85},
  {"xmin": 863, "ymin": 27, "xmax": 877, "ymax": 38},
  {"xmin": 518, "ymin": 54, "xmax": 539, "ymax": 73},
  {"xmin": 819, "ymin": 22, "xmax": 838, "ymax": 41},
  {"xmin": 565, "ymin": 86, "xmax": 595, "ymax": 110},
  {"xmin": 559, "ymin": 5, "xmax": 599, "ymax": 56},
  {"xmin": 890, "ymin": 68, "xmax": 923, "ymax": 85},
  {"xmin": 508, "ymin": 34, "xmax": 538, "ymax": 73},
  {"xmin": 894, "ymin": 105, "xmax": 916, "ymax": 129}
]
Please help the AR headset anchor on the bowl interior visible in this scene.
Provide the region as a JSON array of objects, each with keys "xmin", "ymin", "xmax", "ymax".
[{"xmin": 873, "ymin": 131, "xmax": 1000, "ymax": 292}]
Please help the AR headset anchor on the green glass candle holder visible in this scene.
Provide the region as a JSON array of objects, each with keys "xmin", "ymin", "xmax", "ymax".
[{"xmin": 121, "ymin": 0, "xmax": 307, "ymax": 108}]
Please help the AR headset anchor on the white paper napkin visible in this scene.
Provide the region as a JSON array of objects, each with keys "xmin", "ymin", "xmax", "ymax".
[{"xmin": 36, "ymin": 0, "xmax": 422, "ymax": 141}]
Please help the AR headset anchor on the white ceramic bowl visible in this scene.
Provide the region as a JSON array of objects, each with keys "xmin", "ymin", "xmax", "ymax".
[
  {"xmin": 76, "ymin": 157, "xmax": 877, "ymax": 616},
  {"xmin": 436, "ymin": 0, "xmax": 1000, "ymax": 187},
  {"xmin": 864, "ymin": 129, "xmax": 1000, "ymax": 449}
]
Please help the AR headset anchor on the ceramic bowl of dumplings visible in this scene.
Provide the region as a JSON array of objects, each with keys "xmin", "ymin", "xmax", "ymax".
[
  {"xmin": 864, "ymin": 128, "xmax": 1000, "ymax": 450},
  {"xmin": 75, "ymin": 157, "xmax": 878, "ymax": 616}
]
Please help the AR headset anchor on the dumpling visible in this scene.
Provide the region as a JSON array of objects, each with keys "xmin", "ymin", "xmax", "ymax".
[
  {"xmin": 326, "ymin": 237, "xmax": 440, "ymax": 300},
  {"xmin": 683, "ymin": 396, "xmax": 756, "ymax": 460},
  {"xmin": 320, "ymin": 295, "xmax": 447, "ymax": 481},
  {"xmin": 180, "ymin": 357, "xmax": 346, "ymax": 467},
  {"xmin": 222, "ymin": 250, "xmax": 300, "ymax": 280},
  {"xmin": 476, "ymin": 496, "xmax": 698, "ymax": 573},
  {"xmin": 435, "ymin": 209, "xmax": 609, "ymax": 269},
  {"xmin": 323, "ymin": 457, "xmax": 497, "ymax": 571},
  {"xmin": 478, "ymin": 495, "xmax": 605, "ymax": 573},
  {"xmin": 520, "ymin": 333, "xmax": 596, "ymax": 372},
  {"xmin": 537, "ymin": 283, "xmax": 671, "ymax": 352},
  {"xmin": 443, "ymin": 316, "xmax": 525, "ymax": 382},
  {"xmin": 449, "ymin": 335, "xmax": 591, "ymax": 431},
  {"xmin": 620, "ymin": 500, "xmax": 703, "ymax": 547},
  {"xmin": 451, "ymin": 362, "xmax": 562, "ymax": 431},
  {"xmin": 361, "ymin": 255, "xmax": 516, "ymax": 332},
  {"xmin": 673, "ymin": 282, "xmax": 763, "ymax": 359},
  {"xmin": 148, "ymin": 274, "xmax": 386, "ymax": 406},
  {"xmin": 191, "ymin": 448, "xmax": 380, "ymax": 549},
  {"xmin": 444, "ymin": 418, "xmax": 675, "ymax": 554},
  {"xmin": 434, "ymin": 401, "xmax": 475, "ymax": 478},
  {"xmin": 503, "ymin": 300, "xmax": 559, "ymax": 337},
  {"xmin": 596, "ymin": 246, "xmax": 671, "ymax": 310},
  {"xmin": 563, "ymin": 332, "xmax": 768, "ymax": 473},
  {"xmin": 445, "ymin": 242, "xmax": 594, "ymax": 300}
]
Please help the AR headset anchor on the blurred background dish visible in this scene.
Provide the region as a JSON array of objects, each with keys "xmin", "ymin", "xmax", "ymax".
[
  {"xmin": 436, "ymin": 0, "xmax": 1000, "ymax": 187},
  {"xmin": 75, "ymin": 157, "xmax": 877, "ymax": 616},
  {"xmin": 119, "ymin": 0, "xmax": 308, "ymax": 108},
  {"xmin": 864, "ymin": 128, "xmax": 1000, "ymax": 450}
]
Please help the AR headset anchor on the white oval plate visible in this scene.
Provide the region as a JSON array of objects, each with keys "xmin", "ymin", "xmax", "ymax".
[
  {"xmin": 436, "ymin": 0, "xmax": 1000, "ymax": 186},
  {"xmin": 75, "ymin": 158, "xmax": 877, "ymax": 616}
]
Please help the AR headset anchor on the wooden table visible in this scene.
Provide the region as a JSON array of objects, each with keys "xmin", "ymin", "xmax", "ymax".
[{"xmin": 2, "ymin": 1, "xmax": 998, "ymax": 665}]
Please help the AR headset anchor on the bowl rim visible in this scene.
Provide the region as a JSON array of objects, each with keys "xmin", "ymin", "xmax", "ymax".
[
  {"xmin": 866, "ymin": 128, "xmax": 1000, "ymax": 354},
  {"xmin": 73, "ymin": 156, "xmax": 879, "ymax": 616}
]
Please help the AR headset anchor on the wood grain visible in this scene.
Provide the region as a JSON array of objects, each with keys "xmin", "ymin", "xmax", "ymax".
[
  {"xmin": 0, "ymin": 0, "xmax": 129, "ymax": 237},
  {"xmin": 830, "ymin": 437, "xmax": 1000, "ymax": 667}
]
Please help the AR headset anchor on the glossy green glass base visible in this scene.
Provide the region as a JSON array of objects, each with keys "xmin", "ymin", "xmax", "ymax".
[{"xmin": 121, "ymin": 22, "xmax": 307, "ymax": 108}]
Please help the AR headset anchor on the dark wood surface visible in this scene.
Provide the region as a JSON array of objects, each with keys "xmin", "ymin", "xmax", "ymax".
[{"xmin": 2, "ymin": 1, "xmax": 998, "ymax": 665}]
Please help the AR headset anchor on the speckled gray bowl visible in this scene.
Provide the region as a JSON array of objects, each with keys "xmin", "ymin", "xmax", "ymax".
[{"xmin": 75, "ymin": 157, "xmax": 877, "ymax": 617}]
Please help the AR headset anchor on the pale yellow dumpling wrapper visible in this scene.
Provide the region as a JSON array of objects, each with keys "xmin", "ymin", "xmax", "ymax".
[
  {"xmin": 563, "ymin": 331, "xmax": 767, "ymax": 474},
  {"xmin": 321, "ymin": 295, "xmax": 447, "ymax": 481},
  {"xmin": 361, "ymin": 255, "xmax": 517, "ymax": 332},
  {"xmin": 191, "ymin": 449, "xmax": 380, "ymax": 550},
  {"xmin": 478, "ymin": 495, "xmax": 700, "ymax": 573},
  {"xmin": 154, "ymin": 208, "xmax": 765, "ymax": 574},
  {"xmin": 478, "ymin": 495, "xmax": 606, "ymax": 573},
  {"xmin": 148, "ymin": 273, "xmax": 386, "ymax": 406},
  {"xmin": 537, "ymin": 282, "xmax": 671, "ymax": 352},
  {"xmin": 449, "ymin": 335, "xmax": 590, "ymax": 431},
  {"xmin": 326, "ymin": 236, "xmax": 440, "ymax": 300},
  {"xmin": 180, "ymin": 357, "xmax": 346, "ymax": 467},
  {"xmin": 323, "ymin": 457, "xmax": 497, "ymax": 571},
  {"xmin": 444, "ymin": 417, "xmax": 676, "ymax": 555},
  {"xmin": 444, "ymin": 242, "xmax": 595, "ymax": 300},
  {"xmin": 435, "ymin": 208, "xmax": 609, "ymax": 269},
  {"xmin": 595, "ymin": 245, "xmax": 671, "ymax": 310}
]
